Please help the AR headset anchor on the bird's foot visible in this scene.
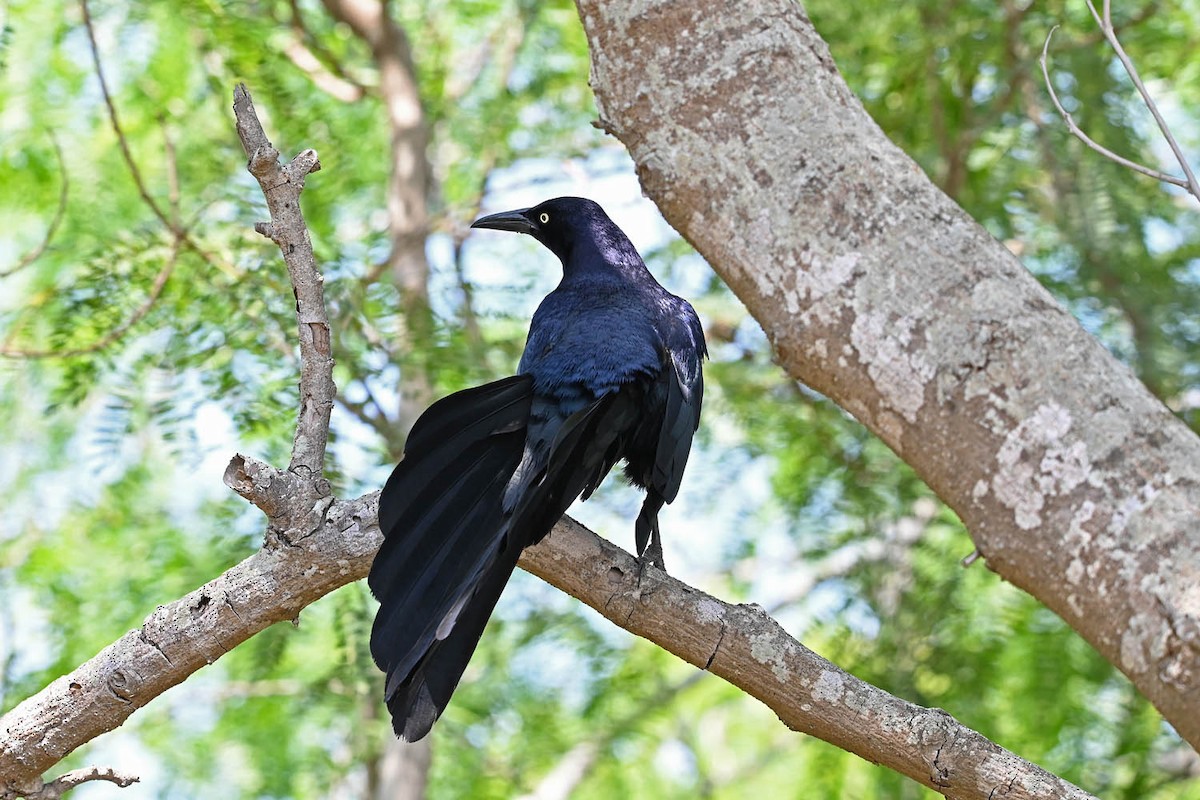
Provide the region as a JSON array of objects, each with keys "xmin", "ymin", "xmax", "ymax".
[{"xmin": 636, "ymin": 540, "xmax": 666, "ymax": 584}]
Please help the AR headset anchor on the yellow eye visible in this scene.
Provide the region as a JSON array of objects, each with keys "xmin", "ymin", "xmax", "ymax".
[{"xmin": 539, "ymin": 212, "xmax": 550, "ymax": 224}]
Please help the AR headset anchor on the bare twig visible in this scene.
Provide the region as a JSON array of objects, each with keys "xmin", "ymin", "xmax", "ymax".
[
  {"xmin": 231, "ymin": 84, "xmax": 335, "ymax": 478},
  {"xmin": 80, "ymin": 0, "xmax": 239, "ymax": 276},
  {"xmin": 0, "ymin": 117, "xmax": 190, "ymax": 360},
  {"xmin": 16, "ymin": 766, "xmax": 139, "ymax": 800},
  {"xmin": 1081, "ymin": 0, "xmax": 1200, "ymax": 197},
  {"xmin": 1040, "ymin": 12, "xmax": 1200, "ymax": 200},
  {"xmin": 163, "ymin": 117, "xmax": 182, "ymax": 224},
  {"xmin": 0, "ymin": 136, "xmax": 68, "ymax": 279},
  {"xmin": 80, "ymin": 0, "xmax": 168, "ymax": 226}
]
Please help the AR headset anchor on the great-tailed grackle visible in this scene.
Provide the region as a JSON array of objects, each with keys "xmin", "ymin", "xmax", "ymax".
[{"xmin": 369, "ymin": 196, "xmax": 706, "ymax": 741}]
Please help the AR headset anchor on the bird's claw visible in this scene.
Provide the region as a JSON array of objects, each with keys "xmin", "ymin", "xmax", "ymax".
[{"xmin": 636, "ymin": 539, "xmax": 666, "ymax": 585}]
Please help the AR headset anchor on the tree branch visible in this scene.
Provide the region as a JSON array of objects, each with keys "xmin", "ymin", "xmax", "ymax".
[
  {"xmin": 232, "ymin": 85, "xmax": 335, "ymax": 478},
  {"xmin": 1039, "ymin": 27, "xmax": 1192, "ymax": 191},
  {"xmin": 79, "ymin": 0, "xmax": 238, "ymax": 277},
  {"xmin": 1040, "ymin": 7, "xmax": 1200, "ymax": 201},
  {"xmin": 0, "ymin": 490, "xmax": 378, "ymax": 797},
  {"xmin": 0, "ymin": 79, "xmax": 1110, "ymax": 798},
  {"xmin": 1081, "ymin": 0, "xmax": 1200, "ymax": 198},
  {"xmin": 13, "ymin": 766, "xmax": 139, "ymax": 800},
  {"xmin": 572, "ymin": 0, "xmax": 1200, "ymax": 750},
  {"xmin": 522, "ymin": 519, "xmax": 1098, "ymax": 800},
  {"xmin": 0, "ymin": 237, "xmax": 179, "ymax": 359},
  {"xmin": 0, "ymin": 136, "xmax": 68, "ymax": 279},
  {"xmin": 0, "ymin": 506, "xmax": 1097, "ymax": 800}
]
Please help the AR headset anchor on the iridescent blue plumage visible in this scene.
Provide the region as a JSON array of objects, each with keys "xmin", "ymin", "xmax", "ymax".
[{"xmin": 369, "ymin": 197, "xmax": 706, "ymax": 741}]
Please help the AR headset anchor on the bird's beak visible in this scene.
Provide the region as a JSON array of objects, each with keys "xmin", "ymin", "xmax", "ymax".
[{"xmin": 470, "ymin": 208, "xmax": 536, "ymax": 235}]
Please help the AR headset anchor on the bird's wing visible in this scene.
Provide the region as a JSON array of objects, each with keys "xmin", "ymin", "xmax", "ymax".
[
  {"xmin": 369, "ymin": 375, "xmax": 641, "ymax": 740},
  {"xmin": 651, "ymin": 307, "xmax": 706, "ymax": 503},
  {"xmin": 511, "ymin": 387, "xmax": 642, "ymax": 544}
]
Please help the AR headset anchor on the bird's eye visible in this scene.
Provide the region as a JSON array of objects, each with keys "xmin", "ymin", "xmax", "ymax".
[{"xmin": 539, "ymin": 212, "xmax": 550, "ymax": 224}]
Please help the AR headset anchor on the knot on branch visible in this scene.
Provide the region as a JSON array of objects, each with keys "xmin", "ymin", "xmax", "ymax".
[
  {"xmin": 105, "ymin": 668, "xmax": 142, "ymax": 703},
  {"xmin": 288, "ymin": 148, "xmax": 321, "ymax": 178},
  {"xmin": 224, "ymin": 454, "xmax": 336, "ymax": 548},
  {"xmin": 247, "ymin": 145, "xmax": 279, "ymax": 178},
  {"xmin": 224, "ymin": 454, "xmax": 284, "ymax": 515}
]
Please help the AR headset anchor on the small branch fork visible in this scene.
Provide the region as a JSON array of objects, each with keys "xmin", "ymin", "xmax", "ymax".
[{"xmin": 1040, "ymin": 1, "xmax": 1200, "ymax": 201}]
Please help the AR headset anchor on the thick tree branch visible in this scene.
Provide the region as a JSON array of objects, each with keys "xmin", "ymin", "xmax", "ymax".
[
  {"xmin": 523, "ymin": 520, "xmax": 1097, "ymax": 800},
  {"xmin": 572, "ymin": 0, "xmax": 1200, "ymax": 749},
  {"xmin": 0, "ymin": 492, "xmax": 378, "ymax": 797},
  {"xmin": 0, "ymin": 507, "xmax": 1096, "ymax": 800}
]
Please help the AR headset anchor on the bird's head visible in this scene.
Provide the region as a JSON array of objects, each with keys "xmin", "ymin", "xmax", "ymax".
[{"xmin": 470, "ymin": 196, "xmax": 618, "ymax": 265}]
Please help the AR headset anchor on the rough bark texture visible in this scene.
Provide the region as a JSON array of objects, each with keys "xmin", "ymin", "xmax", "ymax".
[
  {"xmin": 233, "ymin": 86, "xmax": 335, "ymax": 477},
  {"xmin": 0, "ymin": 485, "xmax": 378, "ymax": 796},
  {"xmin": 524, "ymin": 519, "xmax": 1097, "ymax": 800},
  {"xmin": 0, "ymin": 507, "xmax": 1097, "ymax": 800},
  {"xmin": 572, "ymin": 0, "xmax": 1200, "ymax": 749}
]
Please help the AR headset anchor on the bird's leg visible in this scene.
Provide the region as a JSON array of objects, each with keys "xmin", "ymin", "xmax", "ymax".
[{"xmin": 636, "ymin": 517, "xmax": 666, "ymax": 582}]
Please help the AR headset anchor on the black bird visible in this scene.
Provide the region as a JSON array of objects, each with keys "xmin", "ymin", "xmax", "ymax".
[{"xmin": 369, "ymin": 196, "xmax": 706, "ymax": 741}]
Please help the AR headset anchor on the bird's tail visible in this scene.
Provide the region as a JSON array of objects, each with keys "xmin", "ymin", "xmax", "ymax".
[
  {"xmin": 369, "ymin": 375, "xmax": 534, "ymax": 741},
  {"xmin": 369, "ymin": 376, "xmax": 641, "ymax": 741}
]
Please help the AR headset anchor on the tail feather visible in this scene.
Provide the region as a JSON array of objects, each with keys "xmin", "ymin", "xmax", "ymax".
[
  {"xmin": 378, "ymin": 375, "xmax": 532, "ymax": 535},
  {"xmin": 369, "ymin": 376, "xmax": 533, "ymax": 734},
  {"xmin": 370, "ymin": 441, "xmax": 522, "ymax": 678},
  {"xmin": 384, "ymin": 541, "xmax": 523, "ymax": 741},
  {"xmin": 369, "ymin": 375, "xmax": 648, "ymax": 740}
]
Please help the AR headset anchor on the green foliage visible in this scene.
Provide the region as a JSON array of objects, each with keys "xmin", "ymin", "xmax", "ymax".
[{"xmin": 2, "ymin": 0, "xmax": 1199, "ymax": 797}]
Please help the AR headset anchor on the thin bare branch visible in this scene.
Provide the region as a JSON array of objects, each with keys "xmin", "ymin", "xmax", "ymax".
[
  {"xmin": 80, "ymin": 0, "xmax": 240, "ymax": 276},
  {"xmin": 1039, "ymin": 26, "xmax": 1192, "ymax": 190},
  {"xmin": 16, "ymin": 766, "xmax": 139, "ymax": 800},
  {"xmin": 231, "ymin": 84, "xmax": 335, "ymax": 477},
  {"xmin": 80, "ymin": 0, "xmax": 169, "ymax": 226},
  {"xmin": 1041, "ymin": 8, "xmax": 1200, "ymax": 201},
  {"xmin": 163, "ymin": 117, "xmax": 181, "ymax": 224},
  {"xmin": 0, "ymin": 136, "xmax": 68, "ymax": 279},
  {"xmin": 1081, "ymin": 0, "xmax": 1200, "ymax": 199}
]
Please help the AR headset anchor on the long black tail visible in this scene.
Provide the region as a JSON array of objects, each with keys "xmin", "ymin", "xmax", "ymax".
[{"xmin": 369, "ymin": 376, "xmax": 640, "ymax": 741}]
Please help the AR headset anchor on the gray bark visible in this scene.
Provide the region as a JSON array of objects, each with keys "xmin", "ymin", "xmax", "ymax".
[{"xmin": 573, "ymin": 0, "xmax": 1200, "ymax": 748}]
